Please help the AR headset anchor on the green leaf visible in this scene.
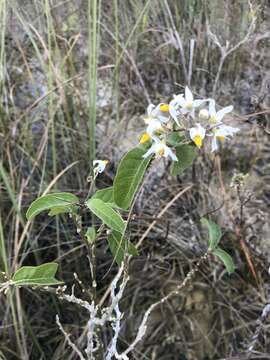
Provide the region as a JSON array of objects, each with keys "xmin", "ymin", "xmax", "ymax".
[
  {"xmin": 26, "ymin": 193, "xmax": 79, "ymax": 220},
  {"xmin": 86, "ymin": 198, "xmax": 125, "ymax": 233},
  {"xmin": 11, "ymin": 263, "xmax": 63, "ymax": 286},
  {"xmin": 171, "ymin": 144, "xmax": 197, "ymax": 176},
  {"xmin": 213, "ymin": 247, "xmax": 235, "ymax": 274},
  {"xmin": 91, "ymin": 187, "xmax": 116, "ymax": 206},
  {"xmin": 166, "ymin": 132, "xmax": 185, "ymax": 147},
  {"xmin": 85, "ymin": 227, "xmax": 96, "ymax": 244},
  {"xmin": 201, "ymin": 218, "xmax": 222, "ymax": 251},
  {"xmin": 113, "ymin": 147, "xmax": 151, "ymax": 209},
  {"xmin": 48, "ymin": 205, "xmax": 77, "ymax": 216},
  {"xmin": 107, "ymin": 231, "xmax": 138, "ymax": 265}
]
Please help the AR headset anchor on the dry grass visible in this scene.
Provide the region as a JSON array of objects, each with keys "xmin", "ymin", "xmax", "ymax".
[{"xmin": 0, "ymin": 0, "xmax": 270, "ymax": 359}]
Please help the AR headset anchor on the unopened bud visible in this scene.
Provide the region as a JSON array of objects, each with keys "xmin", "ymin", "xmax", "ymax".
[{"xmin": 199, "ymin": 109, "xmax": 209, "ymax": 120}]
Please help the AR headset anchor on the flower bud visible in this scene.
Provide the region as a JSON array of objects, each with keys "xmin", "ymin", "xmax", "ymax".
[{"xmin": 199, "ymin": 109, "xmax": 209, "ymax": 120}]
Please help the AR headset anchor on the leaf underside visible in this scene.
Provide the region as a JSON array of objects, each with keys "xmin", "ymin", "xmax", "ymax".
[
  {"xmin": 113, "ymin": 147, "xmax": 151, "ymax": 209},
  {"xmin": 26, "ymin": 193, "xmax": 79, "ymax": 220},
  {"xmin": 12, "ymin": 263, "xmax": 63, "ymax": 286}
]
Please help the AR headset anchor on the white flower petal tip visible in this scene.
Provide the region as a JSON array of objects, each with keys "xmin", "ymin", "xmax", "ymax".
[
  {"xmin": 93, "ymin": 160, "xmax": 109, "ymax": 174},
  {"xmin": 185, "ymin": 86, "xmax": 193, "ymax": 103}
]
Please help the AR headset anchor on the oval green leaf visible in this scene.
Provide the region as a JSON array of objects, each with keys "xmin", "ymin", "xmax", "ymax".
[
  {"xmin": 26, "ymin": 192, "xmax": 79, "ymax": 220},
  {"xmin": 85, "ymin": 227, "xmax": 96, "ymax": 245},
  {"xmin": 86, "ymin": 198, "xmax": 125, "ymax": 233},
  {"xmin": 213, "ymin": 247, "xmax": 235, "ymax": 274},
  {"xmin": 166, "ymin": 132, "xmax": 185, "ymax": 147},
  {"xmin": 171, "ymin": 144, "xmax": 197, "ymax": 176},
  {"xmin": 11, "ymin": 262, "xmax": 63, "ymax": 286},
  {"xmin": 201, "ymin": 218, "xmax": 222, "ymax": 251},
  {"xmin": 113, "ymin": 147, "xmax": 151, "ymax": 209},
  {"xmin": 91, "ymin": 187, "xmax": 116, "ymax": 206}
]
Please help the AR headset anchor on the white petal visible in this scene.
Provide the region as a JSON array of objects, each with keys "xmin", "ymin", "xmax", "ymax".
[
  {"xmin": 185, "ymin": 86, "xmax": 193, "ymax": 102},
  {"xmin": 142, "ymin": 145, "xmax": 156, "ymax": 159},
  {"xmin": 193, "ymin": 99, "xmax": 205, "ymax": 107},
  {"xmin": 214, "ymin": 128, "xmax": 227, "ymax": 138},
  {"xmin": 152, "ymin": 104, "xmax": 162, "ymax": 117},
  {"xmin": 209, "ymin": 99, "xmax": 216, "ymax": 116},
  {"xmin": 211, "ymin": 136, "xmax": 219, "ymax": 152},
  {"xmin": 98, "ymin": 163, "xmax": 106, "ymax": 173},
  {"xmin": 195, "ymin": 123, "xmax": 206, "ymax": 138},
  {"xmin": 152, "ymin": 135, "xmax": 161, "ymax": 144},
  {"xmin": 190, "ymin": 109, "xmax": 196, "ymax": 118},
  {"xmin": 147, "ymin": 104, "xmax": 155, "ymax": 116},
  {"xmin": 167, "ymin": 148, "xmax": 178, "ymax": 161},
  {"xmin": 180, "ymin": 108, "xmax": 189, "ymax": 115},
  {"xmin": 158, "ymin": 115, "xmax": 170, "ymax": 124},
  {"xmin": 147, "ymin": 120, "xmax": 162, "ymax": 135},
  {"xmin": 169, "ymin": 104, "xmax": 180, "ymax": 126},
  {"xmin": 216, "ymin": 105, "xmax": 233, "ymax": 121},
  {"xmin": 216, "ymin": 124, "xmax": 239, "ymax": 137},
  {"xmin": 189, "ymin": 127, "xmax": 197, "ymax": 140},
  {"xmin": 222, "ymin": 125, "xmax": 239, "ymax": 134},
  {"xmin": 172, "ymin": 94, "xmax": 186, "ymax": 107}
]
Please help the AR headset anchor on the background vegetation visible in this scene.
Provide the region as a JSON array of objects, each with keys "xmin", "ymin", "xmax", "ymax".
[{"xmin": 0, "ymin": 0, "xmax": 270, "ymax": 359}]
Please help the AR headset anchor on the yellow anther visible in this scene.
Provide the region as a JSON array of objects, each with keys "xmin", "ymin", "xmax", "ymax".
[
  {"xmin": 159, "ymin": 103, "xmax": 170, "ymax": 112},
  {"xmin": 140, "ymin": 132, "xmax": 151, "ymax": 144},
  {"xmin": 157, "ymin": 148, "xmax": 165, "ymax": 156},
  {"xmin": 216, "ymin": 135, "xmax": 225, "ymax": 141},
  {"xmin": 193, "ymin": 135, "xmax": 202, "ymax": 148}
]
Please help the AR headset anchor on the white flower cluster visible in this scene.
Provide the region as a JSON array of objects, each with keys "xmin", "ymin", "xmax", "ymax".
[{"xmin": 140, "ymin": 86, "xmax": 239, "ymax": 161}]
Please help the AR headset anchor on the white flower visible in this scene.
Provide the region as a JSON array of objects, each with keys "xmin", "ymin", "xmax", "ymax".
[
  {"xmin": 146, "ymin": 118, "xmax": 164, "ymax": 135},
  {"xmin": 211, "ymin": 125, "xmax": 240, "ymax": 152},
  {"xmin": 171, "ymin": 86, "xmax": 205, "ymax": 119},
  {"xmin": 142, "ymin": 137, "xmax": 178, "ymax": 161},
  {"xmin": 93, "ymin": 160, "xmax": 109, "ymax": 175},
  {"xmin": 208, "ymin": 99, "xmax": 233, "ymax": 124},
  {"xmin": 144, "ymin": 103, "xmax": 170, "ymax": 124},
  {"xmin": 140, "ymin": 117, "xmax": 165, "ymax": 144},
  {"xmin": 140, "ymin": 103, "xmax": 171, "ymax": 144},
  {"xmin": 189, "ymin": 123, "xmax": 206, "ymax": 149}
]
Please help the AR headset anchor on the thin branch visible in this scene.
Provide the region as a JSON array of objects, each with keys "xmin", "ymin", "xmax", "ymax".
[{"xmin": 56, "ymin": 315, "xmax": 85, "ymax": 360}]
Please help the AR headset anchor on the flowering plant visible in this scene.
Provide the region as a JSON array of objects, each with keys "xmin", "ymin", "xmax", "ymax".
[{"xmin": 0, "ymin": 86, "xmax": 239, "ymax": 359}]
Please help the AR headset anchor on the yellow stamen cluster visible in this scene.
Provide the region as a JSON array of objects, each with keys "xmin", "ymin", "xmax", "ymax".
[
  {"xmin": 159, "ymin": 103, "xmax": 170, "ymax": 112},
  {"xmin": 193, "ymin": 135, "xmax": 202, "ymax": 148},
  {"xmin": 216, "ymin": 135, "xmax": 225, "ymax": 141},
  {"xmin": 140, "ymin": 132, "xmax": 151, "ymax": 144}
]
